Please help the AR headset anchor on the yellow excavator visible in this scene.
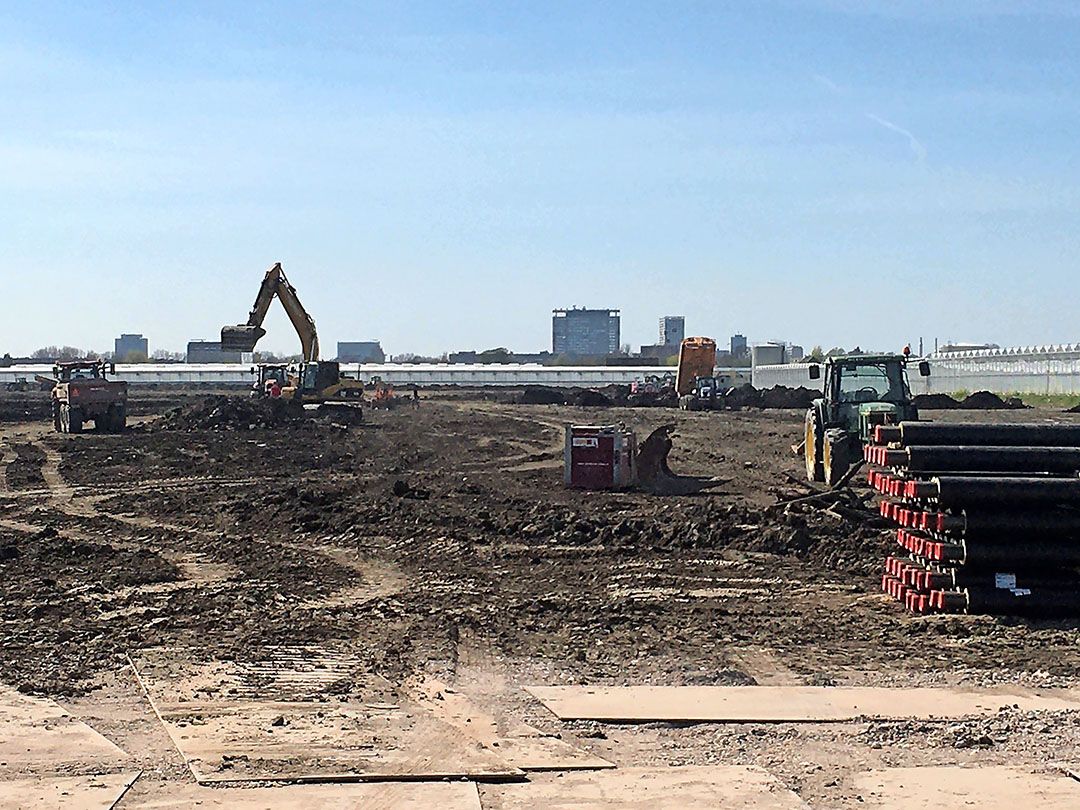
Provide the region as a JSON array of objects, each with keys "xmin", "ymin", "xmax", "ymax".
[{"xmin": 220, "ymin": 263, "xmax": 365, "ymax": 405}]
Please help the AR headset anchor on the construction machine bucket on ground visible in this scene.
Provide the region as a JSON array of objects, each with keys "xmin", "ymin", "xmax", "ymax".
[
  {"xmin": 636, "ymin": 424, "xmax": 726, "ymax": 496},
  {"xmin": 220, "ymin": 324, "xmax": 266, "ymax": 353}
]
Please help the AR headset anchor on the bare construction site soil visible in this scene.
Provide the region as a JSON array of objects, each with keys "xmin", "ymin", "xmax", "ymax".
[{"xmin": 4, "ymin": 389, "xmax": 1080, "ymax": 806}]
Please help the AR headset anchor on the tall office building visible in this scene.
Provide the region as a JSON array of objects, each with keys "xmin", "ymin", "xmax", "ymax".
[
  {"xmin": 336, "ymin": 341, "xmax": 385, "ymax": 363},
  {"xmin": 552, "ymin": 308, "xmax": 621, "ymax": 356},
  {"xmin": 659, "ymin": 316, "xmax": 685, "ymax": 347},
  {"xmin": 115, "ymin": 333, "xmax": 148, "ymax": 360}
]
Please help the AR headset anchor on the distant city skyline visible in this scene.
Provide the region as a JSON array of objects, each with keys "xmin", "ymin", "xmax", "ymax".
[{"xmin": 3, "ymin": 2, "xmax": 1078, "ymax": 356}]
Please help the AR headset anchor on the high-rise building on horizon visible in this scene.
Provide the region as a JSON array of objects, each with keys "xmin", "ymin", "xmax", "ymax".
[
  {"xmin": 659, "ymin": 316, "xmax": 685, "ymax": 347},
  {"xmin": 552, "ymin": 308, "xmax": 620, "ymax": 356},
  {"xmin": 336, "ymin": 341, "xmax": 385, "ymax": 363},
  {"xmin": 730, "ymin": 334, "xmax": 748, "ymax": 359},
  {"xmin": 115, "ymin": 333, "xmax": 148, "ymax": 360}
]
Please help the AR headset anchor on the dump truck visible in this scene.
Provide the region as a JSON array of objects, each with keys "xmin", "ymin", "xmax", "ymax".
[
  {"xmin": 221, "ymin": 263, "xmax": 364, "ymax": 409},
  {"xmin": 804, "ymin": 353, "xmax": 930, "ymax": 485},
  {"xmin": 49, "ymin": 361, "xmax": 128, "ymax": 433},
  {"xmin": 675, "ymin": 337, "xmax": 717, "ymax": 397}
]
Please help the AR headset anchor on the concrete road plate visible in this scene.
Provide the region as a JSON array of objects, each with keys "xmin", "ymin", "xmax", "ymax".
[
  {"xmin": 132, "ymin": 650, "xmax": 521, "ymax": 783},
  {"xmin": 0, "ymin": 772, "xmax": 139, "ymax": 809},
  {"xmin": 854, "ymin": 766, "xmax": 1080, "ymax": 808},
  {"xmin": 0, "ymin": 685, "xmax": 128, "ymax": 772},
  {"xmin": 489, "ymin": 766, "xmax": 807, "ymax": 809},
  {"xmin": 526, "ymin": 685, "xmax": 1080, "ymax": 723},
  {"xmin": 121, "ymin": 780, "xmax": 482, "ymax": 809}
]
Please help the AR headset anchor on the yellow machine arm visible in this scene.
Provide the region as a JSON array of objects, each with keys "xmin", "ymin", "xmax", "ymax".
[{"xmin": 220, "ymin": 263, "xmax": 320, "ymax": 361}]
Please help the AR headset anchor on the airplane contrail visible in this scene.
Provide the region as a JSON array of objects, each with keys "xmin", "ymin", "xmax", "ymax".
[{"xmin": 866, "ymin": 113, "xmax": 927, "ymax": 161}]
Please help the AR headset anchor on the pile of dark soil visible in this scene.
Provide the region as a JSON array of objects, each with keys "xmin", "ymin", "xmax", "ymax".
[
  {"xmin": 1066, "ymin": 403, "xmax": 1080, "ymax": 414},
  {"xmin": 688, "ymin": 384, "xmax": 817, "ymax": 410},
  {"xmin": 914, "ymin": 391, "xmax": 1027, "ymax": 410},
  {"xmin": 516, "ymin": 386, "xmax": 614, "ymax": 407},
  {"xmin": 960, "ymin": 391, "xmax": 1026, "ymax": 410},
  {"xmin": 156, "ymin": 396, "xmax": 305, "ymax": 430},
  {"xmin": 597, "ymin": 384, "xmax": 630, "ymax": 405},
  {"xmin": 722, "ymin": 384, "xmax": 763, "ymax": 408},
  {"xmin": 629, "ymin": 391, "xmax": 679, "ymax": 408},
  {"xmin": 912, "ymin": 393, "xmax": 960, "ymax": 409},
  {"xmin": 517, "ymin": 386, "xmax": 566, "ymax": 405},
  {"xmin": 759, "ymin": 385, "xmax": 819, "ymax": 409},
  {"xmin": 566, "ymin": 388, "xmax": 612, "ymax": 407}
]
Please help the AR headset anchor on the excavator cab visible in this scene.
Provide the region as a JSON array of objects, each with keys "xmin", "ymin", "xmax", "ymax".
[{"xmin": 298, "ymin": 361, "xmax": 342, "ymax": 394}]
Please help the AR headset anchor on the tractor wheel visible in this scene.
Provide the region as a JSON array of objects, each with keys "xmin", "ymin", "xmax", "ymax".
[
  {"xmin": 823, "ymin": 429, "xmax": 850, "ymax": 487},
  {"xmin": 804, "ymin": 409, "xmax": 824, "ymax": 482},
  {"xmin": 52, "ymin": 402, "xmax": 62, "ymax": 432},
  {"xmin": 69, "ymin": 409, "xmax": 83, "ymax": 434},
  {"xmin": 111, "ymin": 404, "xmax": 126, "ymax": 433}
]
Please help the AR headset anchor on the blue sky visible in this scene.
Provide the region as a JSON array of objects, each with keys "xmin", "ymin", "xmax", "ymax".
[{"xmin": 2, "ymin": 1, "xmax": 1078, "ymax": 357}]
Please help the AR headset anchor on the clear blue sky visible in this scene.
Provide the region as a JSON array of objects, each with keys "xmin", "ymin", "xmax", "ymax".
[{"xmin": 3, "ymin": 1, "xmax": 1078, "ymax": 357}]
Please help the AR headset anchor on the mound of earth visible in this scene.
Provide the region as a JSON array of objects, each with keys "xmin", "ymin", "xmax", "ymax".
[
  {"xmin": 596, "ymin": 383, "xmax": 630, "ymax": 405},
  {"xmin": 156, "ymin": 395, "xmax": 305, "ymax": 430},
  {"xmin": 959, "ymin": 391, "xmax": 1027, "ymax": 410},
  {"xmin": 628, "ymin": 391, "xmax": 679, "ymax": 408},
  {"xmin": 913, "ymin": 393, "xmax": 960, "ymax": 409},
  {"xmin": 1067, "ymin": 402, "xmax": 1080, "ymax": 414},
  {"xmin": 567, "ymin": 388, "xmax": 611, "ymax": 407},
  {"xmin": 518, "ymin": 386, "xmax": 566, "ymax": 405},
  {"xmin": 760, "ymin": 385, "xmax": 819, "ymax": 409},
  {"xmin": 722, "ymin": 384, "xmax": 764, "ymax": 409}
]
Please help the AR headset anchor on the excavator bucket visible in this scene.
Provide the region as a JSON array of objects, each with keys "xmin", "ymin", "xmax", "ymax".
[
  {"xmin": 220, "ymin": 325, "xmax": 266, "ymax": 353},
  {"xmin": 636, "ymin": 424, "xmax": 726, "ymax": 496}
]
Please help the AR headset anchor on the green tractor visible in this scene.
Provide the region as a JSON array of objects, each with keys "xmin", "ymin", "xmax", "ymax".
[{"xmin": 804, "ymin": 353, "xmax": 930, "ymax": 485}]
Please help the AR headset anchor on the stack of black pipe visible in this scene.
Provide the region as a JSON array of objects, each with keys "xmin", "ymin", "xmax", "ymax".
[{"xmin": 868, "ymin": 422, "xmax": 1080, "ymax": 616}]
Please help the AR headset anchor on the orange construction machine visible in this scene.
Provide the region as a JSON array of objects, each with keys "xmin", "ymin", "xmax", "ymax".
[{"xmin": 675, "ymin": 337, "xmax": 717, "ymax": 396}]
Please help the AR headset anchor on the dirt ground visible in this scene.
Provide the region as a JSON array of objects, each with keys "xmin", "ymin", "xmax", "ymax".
[{"xmin": 3, "ymin": 388, "xmax": 1080, "ymax": 806}]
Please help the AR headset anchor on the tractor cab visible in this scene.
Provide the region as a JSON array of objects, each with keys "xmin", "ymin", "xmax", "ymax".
[
  {"xmin": 805, "ymin": 353, "xmax": 929, "ymax": 484},
  {"xmin": 252, "ymin": 363, "xmax": 290, "ymax": 396},
  {"xmin": 55, "ymin": 361, "xmax": 114, "ymax": 382}
]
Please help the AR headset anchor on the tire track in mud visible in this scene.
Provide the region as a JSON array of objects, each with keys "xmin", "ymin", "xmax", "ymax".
[
  {"xmin": 0, "ymin": 443, "xmax": 17, "ymax": 493},
  {"xmin": 447, "ymin": 403, "xmax": 567, "ymax": 473},
  {"xmin": 6, "ymin": 427, "xmax": 409, "ymax": 637}
]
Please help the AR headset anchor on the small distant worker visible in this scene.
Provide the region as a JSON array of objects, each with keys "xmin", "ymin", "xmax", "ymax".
[
  {"xmin": 903, "ymin": 344, "xmax": 912, "ymax": 358},
  {"xmin": 268, "ymin": 379, "xmax": 282, "ymax": 398},
  {"xmin": 411, "ymin": 384, "xmax": 420, "ymax": 408}
]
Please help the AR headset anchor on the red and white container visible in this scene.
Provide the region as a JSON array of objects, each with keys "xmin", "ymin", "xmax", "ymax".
[{"xmin": 564, "ymin": 425, "xmax": 637, "ymax": 490}]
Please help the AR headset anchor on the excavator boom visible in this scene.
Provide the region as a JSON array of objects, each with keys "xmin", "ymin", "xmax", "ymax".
[{"xmin": 220, "ymin": 263, "xmax": 320, "ymax": 361}]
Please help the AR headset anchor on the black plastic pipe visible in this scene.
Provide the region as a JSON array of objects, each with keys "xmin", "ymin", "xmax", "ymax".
[
  {"xmin": 898, "ymin": 422, "xmax": 1080, "ymax": 448},
  {"xmin": 930, "ymin": 476, "xmax": 1080, "ymax": 507},
  {"xmin": 888, "ymin": 446, "xmax": 1080, "ymax": 474}
]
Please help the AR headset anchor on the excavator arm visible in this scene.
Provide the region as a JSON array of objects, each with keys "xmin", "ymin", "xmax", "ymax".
[{"xmin": 220, "ymin": 263, "xmax": 320, "ymax": 361}]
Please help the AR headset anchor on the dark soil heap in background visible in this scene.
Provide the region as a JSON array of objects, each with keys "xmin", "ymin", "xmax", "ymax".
[
  {"xmin": 913, "ymin": 391, "xmax": 1027, "ymax": 410},
  {"xmin": 156, "ymin": 395, "xmax": 305, "ymax": 431}
]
